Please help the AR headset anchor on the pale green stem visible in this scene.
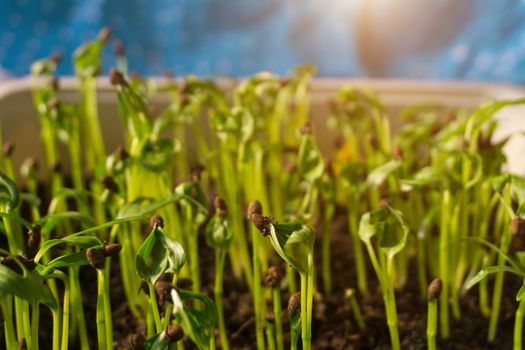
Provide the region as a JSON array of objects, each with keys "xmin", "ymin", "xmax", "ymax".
[
  {"xmin": 273, "ymin": 288, "xmax": 284, "ymax": 350},
  {"xmin": 148, "ymin": 283, "xmax": 163, "ymax": 333},
  {"xmin": 514, "ymin": 281, "xmax": 525, "ymax": 350},
  {"xmin": 1, "ymin": 296, "xmax": 17, "ymax": 350},
  {"xmin": 439, "ymin": 190, "xmax": 451, "ymax": 338},
  {"xmin": 427, "ymin": 299, "xmax": 438, "ymax": 350},
  {"xmin": 215, "ymin": 250, "xmax": 230, "ymax": 350},
  {"xmin": 252, "ymin": 228, "xmax": 265, "ymax": 350},
  {"xmin": 96, "ymin": 270, "xmax": 107, "ymax": 350},
  {"xmin": 30, "ymin": 303, "xmax": 40, "ymax": 350}
]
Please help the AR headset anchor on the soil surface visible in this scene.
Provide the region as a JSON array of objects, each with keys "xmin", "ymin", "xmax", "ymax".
[{"xmin": 5, "ymin": 203, "xmax": 522, "ymax": 350}]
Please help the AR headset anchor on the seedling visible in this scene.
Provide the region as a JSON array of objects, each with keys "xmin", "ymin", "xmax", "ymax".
[
  {"xmin": 358, "ymin": 203, "xmax": 410, "ymax": 350},
  {"xmin": 136, "ymin": 215, "xmax": 185, "ymax": 333},
  {"xmin": 345, "ymin": 288, "xmax": 365, "ymax": 331},
  {"xmin": 427, "ymin": 278, "xmax": 442, "ymax": 350},
  {"xmin": 250, "ymin": 213, "xmax": 315, "ymax": 350},
  {"xmin": 2, "ymin": 31, "xmax": 525, "ymax": 349},
  {"xmin": 206, "ymin": 196, "xmax": 233, "ymax": 350},
  {"xmin": 264, "ymin": 266, "xmax": 284, "ymax": 350}
]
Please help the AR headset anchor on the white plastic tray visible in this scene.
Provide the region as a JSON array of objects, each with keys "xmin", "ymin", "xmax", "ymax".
[{"xmin": 1, "ymin": 77, "xmax": 524, "ymax": 174}]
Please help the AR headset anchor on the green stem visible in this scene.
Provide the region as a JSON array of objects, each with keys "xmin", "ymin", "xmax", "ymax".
[
  {"xmin": 300, "ymin": 273, "xmax": 308, "ymax": 350},
  {"xmin": 427, "ymin": 299, "xmax": 438, "ymax": 350},
  {"xmin": 61, "ymin": 279, "xmax": 70, "ymax": 350},
  {"xmin": 81, "ymin": 77, "xmax": 105, "ymax": 168},
  {"xmin": 214, "ymin": 250, "xmax": 230, "ymax": 350},
  {"xmin": 286, "ymin": 265, "xmax": 297, "ymax": 294},
  {"xmin": 383, "ymin": 262, "xmax": 400, "ymax": 350},
  {"xmin": 52, "ymin": 308, "xmax": 60, "ymax": 350},
  {"xmin": 70, "ymin": 267, "xmax": 89, "ymax": 350},
  {"xmin": 96, "ymin": 270, "xmax": 107, "ymax": 350},
  {"xmin": 489, "ymin": 231, "xmax": 511, "ymax": 341},
  {"xmin": 299, "ymin": 255, "xmax": 314, "ymax": 350},
  {"xmin": 162, "ymin": 273, "xmax": 179, "ymax": 330},
  {"xmin": 188, "ymin": 222, "xmax": 201, "ymax": 293},
  {"xmin": 321, "ymin": 202, "xmax": 335, "ymax": 294},
  {"xmin": 273, "ymin": 288, "xmax": 284, "ymax": 350},
  {"xmin": 306, "ymin": 254, "xmax": 314, "ymax": 349},
  {"xmin": 23, "ymin": 302, "xmax": 32, "ymax": 347},
  {"xmin": 16, "ymin": 298, "xmax": 30, "ymax": 346},
  {"xmin": 290, "ymin": 317, "xmax": 299, "ymax": 350},
  {"xmin": 348, "ymin": 192, "xmax": 368, "ymax": 294},
  {"xmin": 439, "ymin": 190, "xmax": 451, "ymax": 338},
  {"xmin": 103, "ymin": 261, "xmax": 114, "ymax": 349},
  {"xmin": 346, "ymin": 289, "xmax": 365, "ymax": 330},
  {"xmin": 30, "ymin": 303, "xmax": 40, "ymax": 350},
  {"xmin": 252, "ymin": 228, "xmax": 265, "ymax": 350},
  {"xmin": 489, "ymin": 197, "xmax": 511, "ymax": 342},
  {"xmin": 220, "ymin": 150, "xmax": 253, "ymax": 285},
  {"xmin": 265, "ymin": 322, "xmax": 276, "ymax": 350},
  {"xmin": 148, "ymin": 282, "xmax": 162, "ymax": 333},
  {"xmin": 514, "ymin": 281, "xmax": 525, "ymax": 350},
  {"xmin": 364, "ymin": 241, "xmax": 400, "ymax": 350},
  {"xmin": 1, "ymin": 296, "xmax": 17, "ymax": 350},
  {"xmin": 146, "ymin": 308, "xmax": 154, "ymax": 338},
  {"xmin": 479, "ymin": 255, "xmax": 491, "ymax": 317}
]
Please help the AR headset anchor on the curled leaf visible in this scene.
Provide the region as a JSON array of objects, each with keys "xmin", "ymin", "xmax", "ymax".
[
  {"xmin": 0, "ymin": 172, "xmax": 20, "ymax": 212},
  {"xmin": 205, "ymin": 216, "xmax": 233, "ymax": 250},
  {"xmin": 136, "ymin": 226, "xmax": 185, "ymax": 284},
  {"xmin": 0, "ymin": 264, "xmax": 57, "ymax": 309},
  {"xmin": 268, "ymin": 222, "xmax": 315, "ymax": 274},
  {"xmin": 171, "ymin": 288, "xmax": 218, "ymax": 350},
  {"xmin": 297, "ymin": 133, "xmax": 324, "ymax": 183}
]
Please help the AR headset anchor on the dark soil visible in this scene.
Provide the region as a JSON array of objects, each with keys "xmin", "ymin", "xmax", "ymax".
[{"xmin": 73, "ymin": 207, "xmax": 521, "ymax": 350}]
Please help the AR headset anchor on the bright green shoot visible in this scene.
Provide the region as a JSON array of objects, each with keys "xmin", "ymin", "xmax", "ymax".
[
  {"xmin": 250, "ymin": 214, "xmax": 315, "ymax": 350},
  {"xmin": 136, "ymin": 215, "xmax": 185, "ymax": 333},
  {"xmin": 358, "ymin": 204, "xmax": 410, "ymax": 350},
  {"xmin": 427, "ymin": 278, "xmax": 442, "ymax": 350},
  {"xmin": 170, "ymin": 288, "xmax": 218, "ymax": 350},
  {"xmin": 206, "ymin": 196, "xmax": 233, "ymax": 350}
]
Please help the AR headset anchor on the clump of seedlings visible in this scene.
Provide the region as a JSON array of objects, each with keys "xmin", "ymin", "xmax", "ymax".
[{"xmin": 2, "ymin": 29, "xmax": 525, "ymax": 349}]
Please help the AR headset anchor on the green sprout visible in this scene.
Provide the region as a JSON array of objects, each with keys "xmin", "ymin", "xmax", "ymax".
[
  {"xmin": 3, "ymin": 34, "xmax": 525, "ymax": 350},
  {"xmin": 358, "ymin": 203, "xmax": 410, "ymax": 350},
  {"xmin": 287, "ymin": 292, "xmax": 302, "ymax": 350},
  {"xmin": 250, "ymin": 213, "xmax": 315, "ymax": 350},
  {"xmin": 263, "ymin": 266, "xmax": 284, "ymax": 350},
  {"xmin": 136, "ymin": 215, "xmax": 185, "ymax": 334},
  {"xmin": 426, "ymin": 278, "xmax": 442, "ymax": 350},
  {"xmin": 206, "ymin": 196, "xmax": 233, "ymax": 350},
  {"xmin": 345, "ymin": 288, "xmax": 365, "ymax": 331}
]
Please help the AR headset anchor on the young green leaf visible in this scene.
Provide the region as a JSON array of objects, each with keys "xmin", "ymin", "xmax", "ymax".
[
  {"xmin": 40, "ymin": 211, "xmax": 97, "ymax": 234},
  {"xmin": 205, "ymin": 216, "xmax": 233, "ymax": 250},
  {"xmin": 358, "ymin": 208, "xmax": 387, "ymax": 244},
  {"xmin": 175, "ymin": 181, "xmax": 208, "ymax": 226},
  {"xmin": 116, "ymin": 194, "xmax": 181, "ymax": 219},
  {"xmin": 466, "ymin": 266, "xmax": 518, "ymax": 290},
  {"xmin": 0, "ymin": 264, "xmax": 57, "ymax": 309},
  {"xmin": 517, "ymin": 282, "xmax": 525, "ymax": 302},
  {"xmin": 36, "ymin": 251, "xmax": 90, "ymax": 276},
  {"xmin": 0, "ymin": 172, "xmax": 20, "ymax": 212},
  {"xmin": 73, "ymin": 29, "xmax": 108, "ymax": 78},
  {"xmin": 297, "ymin": 130, "xmax": 324, "ymax": 183},
  {"xmin": 400, "ymin": 166, "xmax": 445, "ymax": 190},
  {"xmin": 367, "ymin": 160, "xmax": 402, "ymax": 187},
  {"xmin": 171, "ymin": 288, "xmax": 218, "ymax": 350},
  {"xmin": 267, "ymin": 222, "xmax": 315, "ymax": 274},
  {"xmin": 140, "ymin": 138, "xmax": 180, "ymax": 171},
  {"xmin": 379, "ymin": 207, "xmax": 411, "ymax": 259},
  {"xmin": 34, "ymin": 235, "xmax": 102, "ymax": 263},
  {"xmin": 136, "ymin": 226, "xmax": 185, "ymax": 284}
]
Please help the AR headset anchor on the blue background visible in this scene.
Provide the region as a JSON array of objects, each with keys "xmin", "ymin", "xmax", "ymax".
[{"xmin": 0, "ymin": 0, "xmax": 524, "ymax": 83}]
